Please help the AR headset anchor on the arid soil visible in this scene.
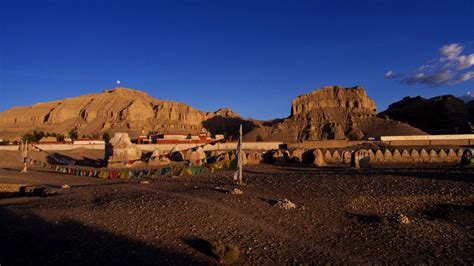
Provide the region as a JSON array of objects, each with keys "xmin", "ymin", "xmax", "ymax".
[{"xmin": 0, "ymin": 155, "xmax": 473, "ymax": 264}]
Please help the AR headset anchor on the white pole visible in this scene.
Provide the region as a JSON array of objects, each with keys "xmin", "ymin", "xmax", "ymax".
[
  {"xmin": 233, "ymin": 124, "xmax": 243, "ymax": 185},
  {"xmin": 21, "ymin": 140, "xmax": 28, "ymax": 173}
]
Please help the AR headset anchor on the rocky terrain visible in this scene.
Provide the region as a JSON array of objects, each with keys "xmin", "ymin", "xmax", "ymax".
[
  {"xmin": 245, "ymin": 86, "xmax": 425, "ymax": 142},
  {"xmin": 0, "ymin": 86, "xmax": 425, "ymax": 142},
  {"xmin": 0, "ymin": 158, "xmax": 472, "ymax": 264},
  {"xmin": 0, "ymin": 87, "xmax": 252, "ymax": 140},
  {"xmin": 381, "ymin": 95, "xmax": 474, "ymax": 134}
]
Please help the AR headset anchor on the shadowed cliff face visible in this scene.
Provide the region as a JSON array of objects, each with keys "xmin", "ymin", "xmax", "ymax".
[
  {"xmin": 203, "ymin": 116, "xmax": 258, "ymax": 141},
  {"xmin": 381, "ymin": 95, "xmax": 474, "ymax": 134}
]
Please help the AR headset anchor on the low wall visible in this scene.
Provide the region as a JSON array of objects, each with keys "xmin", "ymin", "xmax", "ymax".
[
  {"xmin": 288, "ymin": 140, "xmax": 367, "ymax": 149},
  {"xmin": 0, "ymin": 145, "xmax": 20, "ymax": 151},
  {"xmin": 381, "ymin": 139, "xmax": 474, "ymax": 146},
  {"xmin": 380, "ymin": 134, "xmax": 474, "ymax": 141},
  {"xmin": 1, "ymin": 134, "xmax": 472, "ymax": 152},
  {"xmin": 0, "ymin": 144, "xmax": 105, "ymax": 151}
]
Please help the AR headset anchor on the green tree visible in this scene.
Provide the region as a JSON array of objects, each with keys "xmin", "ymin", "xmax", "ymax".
[
  {"xmin": 102, "ymin": 132, "xmax": 111, "ymax": 143},
  {"xmin": 22, "ymin": 133, "xmax": 34, "ymax": 142},
  {"xmin": 256, "ymin": 134, "xmax": 264, "ymax": 142},
  {"xmin": 347, "ymin": 132, "xmax": 359, "ymax": 141},
  {"xmin": 69, "ymin": 128, "xmax": 78, "ymax": 141},
  {"xmin": 33, "ymin": 131, "xmax": 45, "ymax": 141}
]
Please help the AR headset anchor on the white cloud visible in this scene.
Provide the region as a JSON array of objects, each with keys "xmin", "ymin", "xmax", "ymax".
[
  {"xmin": 403, "ymin": 69, "xmax": 453, "ymax": 86},
  {"xmin": 440, "ymin": 43, "xmax": 463, "ymax": 60},
  {"xmin": 386, "ymin": 43, "xmax": 474, "ymax": 86},
  {"xmin": 385, "ymin": 70, "xmax": 394, "ymax": 78},
  {"xmin": 458, "ymin": 54, "xmax": 474, "ymax": 69},
  {"xmin": 458, "ymin": 71, "xmax": 474, "ymax": 82}
]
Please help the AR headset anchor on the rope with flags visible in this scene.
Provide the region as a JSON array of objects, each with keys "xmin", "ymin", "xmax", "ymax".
[
  {"xmin": 25, "ymin": 158, "xmax": 205, "ymax": 179},
  {"xmin": 21, "ymin": 130, "xmax": 245, "ymax": 180}
]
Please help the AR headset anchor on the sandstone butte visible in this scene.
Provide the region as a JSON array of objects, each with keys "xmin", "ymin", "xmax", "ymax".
[{"xmin": 0, "ymin": 86, "xmax": 426, "ymax": 141}]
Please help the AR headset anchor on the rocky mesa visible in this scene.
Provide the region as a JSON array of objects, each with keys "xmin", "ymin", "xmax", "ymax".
[
  {"xmin": 0, "ymin": 85, "xmax": 426, "ymax": 142},
  {"xmin": 244, "ymin": 85, "xmax": 426, "ymax": 142},
  {"xmin": 0, "ymin": 87, "xmax": 251, "ymax": 140}
]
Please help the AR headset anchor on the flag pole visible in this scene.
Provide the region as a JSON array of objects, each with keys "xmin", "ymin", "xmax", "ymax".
[{"xmin": 233, "ymin": 124, "xmax": 243, "ymax": 185}]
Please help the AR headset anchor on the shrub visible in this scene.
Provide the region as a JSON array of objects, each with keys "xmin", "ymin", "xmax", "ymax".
[
  {"xmin": 22, "ymin": 130, "xmax": 45, "ymax": 142},
  {"xmin": 209, "ymin": 241, "xmax": 240, "ymax": 264},
  {"xmin": 347, "ymin": 132, "xmax": 359, "ymax": 141},
  {"xmin": 69, "ymin": 128, "xmax": 78, "ymax": 141},
  {"xmin": 256, "ymin": 134, "xmax": 264, "ymax": 142},
  {"xmin": 102, "ymin": 132, "xmax": 111, "ymax": 143}
]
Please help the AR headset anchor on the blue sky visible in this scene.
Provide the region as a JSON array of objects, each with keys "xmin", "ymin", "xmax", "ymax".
[{"xmin": 1, "ymin": 0, "xmax": 473, "ymax": 119}]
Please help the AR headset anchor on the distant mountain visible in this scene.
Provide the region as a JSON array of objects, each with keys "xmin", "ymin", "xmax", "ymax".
[
  {"xmin": 381, "ymin": 95, "xmax": 474, "ymax": 134},
  {"xmin": 0, "ymin": 86, "xmax": 427, "ymax": 142},
  {"xmin": 0, "ymin": 87, "xmax": 252, "ymax": 140}
]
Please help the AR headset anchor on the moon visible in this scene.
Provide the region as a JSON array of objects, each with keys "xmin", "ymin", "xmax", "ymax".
[{"xmin": 116, "ymin": 80, "xmax": 121, "ymax": 85}]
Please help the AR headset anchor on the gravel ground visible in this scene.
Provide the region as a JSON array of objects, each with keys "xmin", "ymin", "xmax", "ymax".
[{"xmin": 0, "ymin": 164, "xmax": 473, "ymax": 265}]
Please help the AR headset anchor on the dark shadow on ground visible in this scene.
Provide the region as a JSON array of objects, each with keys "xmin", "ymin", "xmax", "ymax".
[
  {"xmin": 46, "ymin": 153, "xmax": 104, "ymax": 167},
  {"xmin": 344, "ymin": 211, "xmax": 396, "ymax": 225},
  {"xmin": 0, "ymin": 191, "xmax": 23, "ymax": 199},
  {"xmin": 418, "ymin": 203, "xmax": 474, "ymax": 227},
  {"xmin": 183, "ymin": 237, "xmax": 217, "ymax": 260},
  {"xmin": 258, "ymin": 197, "xmax": 279, "ymax": 206},
  {"xmin": 262, "ymin": 165, "xmax": 474, "ymax": 182},
  {"xmin": 0, "ymin": 208, "xmax": 208, "ymax": 265}
]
